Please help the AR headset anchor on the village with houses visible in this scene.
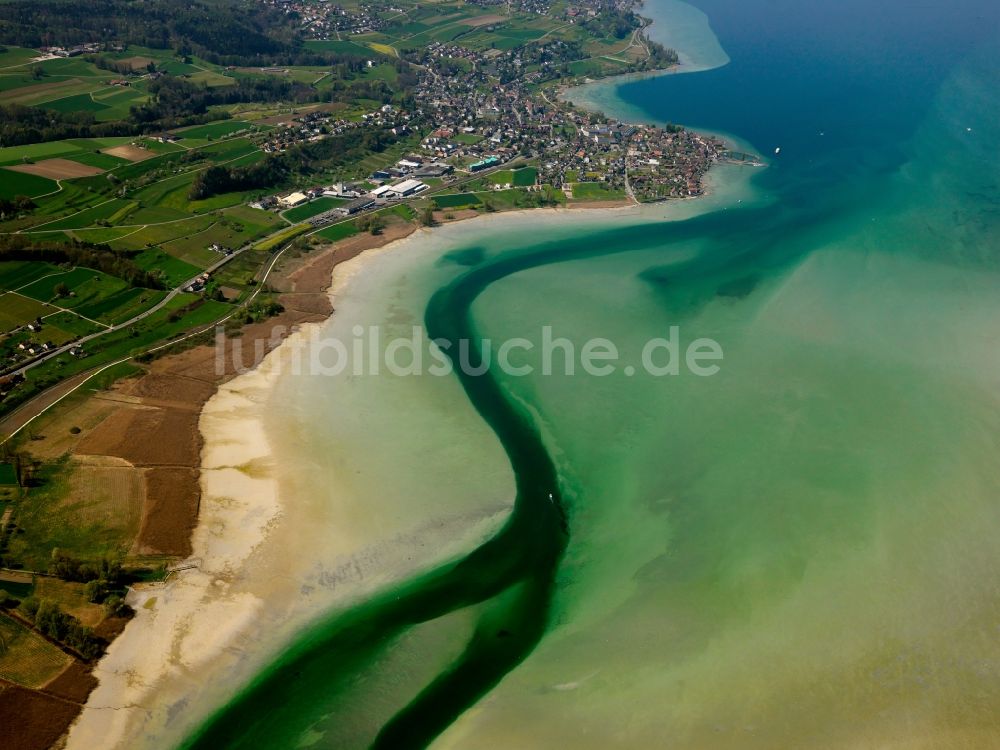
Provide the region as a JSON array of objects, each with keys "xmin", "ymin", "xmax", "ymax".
[
  {"xmin": 0, "ymin": 0, "xmax": 737, "ymax": 385},
  {"xmin": 241, "ymin": 28, "xmax": 725, "ymax": 225}
]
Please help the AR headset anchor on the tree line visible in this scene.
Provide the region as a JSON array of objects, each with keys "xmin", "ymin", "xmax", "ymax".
[
  {"xmin": 188, "ymin": 126, "xmax": 399, "ymax": 200},
  {"xmin": 0, "ymin": 100, "xmax": 222, "ymax": 148},
  {"xmin": 0, "ymin": 0, "xmax": 298, "ymax": 63},
  {"xmin": 0, "ymin": 236, "xmax": 164, "ymax": 289},
  {"xmin": 0, "ymin": 59, "xmax": 419, "ymax": 147}
]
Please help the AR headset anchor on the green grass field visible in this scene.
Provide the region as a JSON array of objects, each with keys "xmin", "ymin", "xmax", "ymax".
[
  {"xmin": 0, "ymin": 141, "xmax": 82, "ymax": 166},
  {"xmin": 42, "ymin": 92, "xmax": 110, "ymax": 114},
  {"xmin": 0, "ymin": 168, "xmax": 58, "ymax": 199},
  {"xmin": 175, "ymin": 120, "xmax": 253, "ymax": 140},
  {"xmin": 0, "ymin": 292, "xmax": 51, "ymax": 332},
  {"xmin": 29, "ymin": 199, "xmax": 134, "ymax": 231},
  {"xmin": 0, "ymin": 261, "xmax": 64, "ymax": 291},
  {"xmin": 314, "ymin": 222, "xmax": 360, "ymax": 243},
  {"xmin": 0, "ymin": 464, "xmax": 18, "ymax": 485},
  {"xmin": 282, "ymin": 196, "xmax": 348, "ymax": 223},
  {"xmin": 434, "ymin": 192, "xmax": 482, "ymax": 208},
  {"xmin": 511, "ymin": 166, "xmax": 538, "ymax": 186},
  {"xmin": 304, "ymin": 39, "xmax": 388, "ymax": 57},
  {"xmin": 64, "ymin": 151, "xmax": 129, "ymax": 170},
  {"xmin": 41, "ymin": 310, "xmax": 103, "ymax": 339},
  {"xmin": 134, "ymin": 248, "xmax": 201, "ymax": 287},
  {"xmin": 0, "ymin": 46, "xmax": 41, "ymax": 68},
  {"xmin": 452, "ymin": 132, "xmax": 483, "ymax": 145},
  {"xmin": 18, "ymin": 266, "xmax": 128, "ymax": 308},
  {"xmin": 157, "ymin": 206, "xmax": 285, "ymax": 266},
  {"xmin": 571, "ymin": 181, "xmax": 627, "ymax": 200},
  {"xmin": 198, "ymin": 137, "xmax": 261, "ymax": 161},
  {"xmin": 64, "ymin": 227, "xmax": 137, "ymax": 246},
  {"xmin": 72, "ymin": 286, "xmax": 159, "ymax": 324},
  {"xmin": 108, "ymin": 215, "xmax": 216, "ymax": 251},
  {"xmin": 5, "ymin": 294, "xmax": 233, "ymax": 418},
  {"xmin": 3, "ymin": 457, "xmax": 132, "ymax": 569}
]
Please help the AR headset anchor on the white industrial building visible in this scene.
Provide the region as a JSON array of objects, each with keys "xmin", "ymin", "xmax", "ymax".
[
  {"xmin": 389, "ymin": 179, "xmax": 428, "ymax": 197},
  {"xmin": 279, "ymin": 191, "xmax": 309, "ymax": 207}
]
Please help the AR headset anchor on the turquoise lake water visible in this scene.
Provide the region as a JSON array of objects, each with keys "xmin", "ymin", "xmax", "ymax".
[{"xmin": 183, "ymin": 1, "xmax": 1000, "ymax": 747}]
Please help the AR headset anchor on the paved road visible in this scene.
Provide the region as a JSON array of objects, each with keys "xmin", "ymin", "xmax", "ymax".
[
  {"xmin": 0, "ymin": 230, "xmax": 295, "ymax": 445},
  {"xmin": 7, "ymin": 242, "xmax": 256, "ymax": 378}
]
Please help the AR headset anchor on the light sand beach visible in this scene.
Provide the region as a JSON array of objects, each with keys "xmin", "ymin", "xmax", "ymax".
[
  {"xmin": 62, "ymin": 230, "xmax": 511, "ymax": 749},
  {"xmin": 62, "ymin": 164, "xmax": 759, "ymax": 749}
]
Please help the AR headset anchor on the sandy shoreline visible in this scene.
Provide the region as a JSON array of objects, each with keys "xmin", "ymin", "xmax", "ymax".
[
  {"xmin": 62, "ymin": 176, "xmax": 758, "ymax": 747},
  {"xmin": 64, "ymin": 152, "xmax": 764, "ymax": 743},
  {"xmin": 63, "ymin": 1, "xmax": 757, "ymax": 738},
  {"xmin": 62, "ymin": 223, "xmax": 428, "ymax": 748}
]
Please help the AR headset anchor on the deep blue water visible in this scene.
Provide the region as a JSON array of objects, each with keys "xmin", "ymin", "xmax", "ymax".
[{"xmin": 621, "ymin": 0, "xmax": 999, "ymax": 184}]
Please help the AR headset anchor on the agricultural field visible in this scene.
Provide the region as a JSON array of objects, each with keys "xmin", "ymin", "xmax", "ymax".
[
  {"xmin": 33, "ymin": 577, "xmax": 108, "ymax": 627},
  {"xmin": 488, "ymin": 166, "xmax": 538, "ymax": 187},
  {"xmin": 39, "ymin": 311, "xmax": 103, "ymax": 341},
  {"xmin": 74, "ymin": 288, "xmax": 165, "ymax": 326},
  {"xmin": 42, "ymin": 87, "xmax": 151, "ymax": 122},
  {"xmin": 2, "ymin": 455, "xmax": 139, "ymax": 569},
  {"xmin": 160, "ymin": 209, "xmax": 286, "ymax": 268},
  {"xmin": 7, "ymin": 158, "xmax": 103, "ymax": 179},
  {"xmin": 133, "ymin": 249, "xmax": 201, "ymax": 288},
  {"xmin": 374, "ymin": 2, "xmax": 585, "ymax": 53},
  {"xmin": 18, "ymin": 266, "xmax": 127, "ymax": 311},
  {"xmin": 42, "ymin": 92, "xmax": 110, "ymax": 114},
  {"xmin": 174, "ymin": 120, "xmax": 257, "ymax": 142},
  {"xmin": 434, "ymin": 192, "xmax": 482, "ymax": 209},
  {"xmin": 3, "ymin": 293, "xmax": 230, "ymax": 420},
  {"xmin": 0, "ymin": 573, "xmax": 32, "ymax": 600},
  {"xmin": 0, "ymin": 292, "xmax": 51, "ymax": 332},
  {"xmin": 314, "ymin": 221, "xmax": 360, "ymax": 243},
  {"xmin": 108, "ymin": 215, "xmax": 216, "ymax": 251},
  {"xmin": 0, "ymin": 57, "xmax": 118, "ymax": 109},
  {"xmin": 304, "ymin": 39, "xmax": 385, "ymax": 57},
  {"xmin": 571, "ymin": 181, "xmax": 627, "ymax": 200},
  {"xmin": 0, "ymin": 464, "xmax": 18, "ymax": 486},
  {"xmin": 0, "ymin": 612, "xmax": 72, "ymax": 689},
  {"xmin": 281, "ymin": 196, "xmax": 348, "ymax": 223},
  {"xmin": 0, "ymin": 261, "xmax": 66, "ymax": 291},
  {"xmin": 0, "ymin": 169, "xmax": 58, "ymax": 200},
  {"xmin": 256, "ymin": 223, "xmax": 310, "ymax": 252},
  {"xmin": 28, "ymin": 199, "xmax": 135, "ymax": 232},
  {"xmin": 0, "ymin": 46, "xmax": 41, "ymax": 69},
  {"xmin": 62, "ymin": 151, "xmax": 131, "ymax": 170},
  {"xmin": 0, "ymin": 141, "xmax": 85, "ymax": 166},
  {"xmin": 0, "ymin": 259, "xmax": 171, "ymax": 355},
  {"xmin": 211, "ymin": 247, "xmax": 272, "ymax": 289},
  {"xmin": 0, "ymin": 45, "xmax": 225, "ymax": 118}
]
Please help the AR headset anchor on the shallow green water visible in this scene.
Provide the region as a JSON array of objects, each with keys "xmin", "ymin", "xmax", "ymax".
[{"xmin": 183, "ymin": 1, "xmax": 1000, "ymax": 748}]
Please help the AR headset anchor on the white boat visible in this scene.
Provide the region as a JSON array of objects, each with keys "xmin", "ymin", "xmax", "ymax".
[{"xmin": 774, "ymin": 147, "xmax": 781, "ymax": 155}]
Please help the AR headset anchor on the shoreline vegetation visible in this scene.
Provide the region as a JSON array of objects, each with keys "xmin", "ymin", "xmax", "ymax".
[{"xmin": 0, "ymin": 0, "xmax": 758, "ymax": 746}]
